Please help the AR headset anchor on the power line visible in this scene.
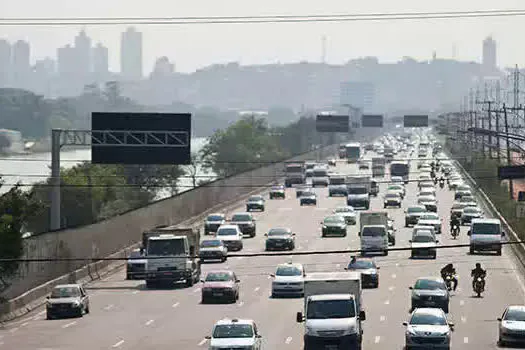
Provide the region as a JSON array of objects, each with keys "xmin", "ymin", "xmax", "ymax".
[{"xmin": 2, "ymin": 10, "xmax": 525, "ymax": 26}]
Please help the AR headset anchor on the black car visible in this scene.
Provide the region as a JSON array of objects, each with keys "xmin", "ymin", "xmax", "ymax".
[
  {"xmin": 246, "ymin": 195, "xmax": 265, "ymax": 212},
  {"xmin": 204, "ymin": 213, "xmax": 226, "ymax": 235},
  {"xmin": 269, "ymin": 185, "xmax": 286, "ymax": 199},
  {"xmin": 321, "ymin": 215, "xmax": 347, "ymax": 237},
  {"xmin": 265, "ymin": 228, "xmax": 296, "ymax": 250},
  {"xmin": 345, "ymin": 258, "xmax": 379, "ymax": 288},
  {"xmin": 230, "ymin": 212, "xmax": 256, "ymax": 237},
  {"xmin": 405, "ymin": 205, "xmax": 427, "ymax": 227},
  {"xmin": 300, "ymin": 191, "xmax": 317, "ymax": 206}
]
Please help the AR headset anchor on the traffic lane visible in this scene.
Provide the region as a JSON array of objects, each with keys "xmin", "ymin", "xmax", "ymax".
[{"xmin": 0, "ymin": 163, "xmax": 355, "ymax": 349}]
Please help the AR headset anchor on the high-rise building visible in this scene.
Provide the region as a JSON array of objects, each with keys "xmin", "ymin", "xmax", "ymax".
[
  {"xmin": 74, "ymin": 30, "xmax": 92, "ymax": 79},
  {"xmin": 120, "ymin": 27, "xmax": 143, "ymax": 80},
  {"xmin": 57, "ymin": 44, "xmax": 76, "ymax": 76},
  {"xmin": 0, "ymin": 40, "xmax": 11, "ymax": 87},
  {"xmin": 92, "ymin": 43, "xmax": 109, "ymax": 81},
  {"xmin": 482, "ymin": 36, "xmax": 497, "ymax": 73},
  {"xmin": 11, "ymin": 40, "xmax": 30, "ymax": 88},
  {"xmin": 33, "ymin": 58, "xmax": 56, "ymax": 96},
  {"xmin": 151, "ymin": 56, "xmax": 174, "ymax": 77}
]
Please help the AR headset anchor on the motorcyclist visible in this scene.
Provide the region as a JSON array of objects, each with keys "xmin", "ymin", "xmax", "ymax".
[
  {"xmin": 450, "ymin": 216, "xmax": 460, "ymax": 233},
  {"xmin": 350, "ymin": 256, "xmax": 357, "ymax": 265},
  {"xmin": 441, "ymin": 263, "xmax": 458, "ymax": 291},
  {"xmin": 471, "ymin": 263, "xmax": 487, "ymax": 290}
]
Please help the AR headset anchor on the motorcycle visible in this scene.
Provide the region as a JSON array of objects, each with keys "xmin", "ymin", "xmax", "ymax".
[
  {"xmin": 473, "ymin": 276, "xmax": 485, "ymax": 297},
  {"xmin": 444, "ymin": 273, "xmax": 455, "ymax": 291},
  {"xmin": 439, "ymin": 180, "xmax": 445, "ymax": 189},
  {"xmin": 434, "ymin": 177, "xmax": 438, "ymax": 185},
  {"xmin": 451, "ymin": 225, "xmax": 459, "ymax": 239}
]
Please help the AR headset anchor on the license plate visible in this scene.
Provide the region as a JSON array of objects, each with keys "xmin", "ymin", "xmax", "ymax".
[
  {"xmin": 275, "ymin": 243, "xmax": 283, "ymax": 246},
  {"xmin": 326, "ymin": 346, "xmax": 338, "ymax": 350},
  {"xmin": 164, "ymin": 272, "xmax": 172, "ymax": 276},
  {"xmin": 214, "ymin": 293, "xmax": 224, "ymax": 296}
]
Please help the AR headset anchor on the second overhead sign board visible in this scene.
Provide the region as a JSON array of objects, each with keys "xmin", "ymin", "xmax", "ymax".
[{"xmin": 316, "ymin": 115, "xmax": 349, "ymax": 132}]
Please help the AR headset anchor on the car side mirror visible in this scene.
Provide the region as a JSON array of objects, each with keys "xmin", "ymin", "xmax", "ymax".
[
  {"xmin": 46, "ymin": 296, "xmax": 50, "ymax": 299},
  {"xmin": 269, "ymin": 274, "xmax": 275, "ymax": 278},
  {"xmin": 235, "ymin": 279, "xmax": 240, "ymax": 283},
  {"xmin": 467, "ymin": 230, "xmax": 471, "ymax": 236},
  {"xmin": 320, "ymin": 222, "xmax": 323, "ymax": 225},
  {"xmin": 205, "ymin": 336, "xmax": 211, "ymax": 339},
  {"xmin": 256, "ymin": 334, "xmax": 262, "ymax": 338},
  {"xmin": 344, "ymin": 267, "xmax": 348, "ymax": 270},
  {"xmin": 292, "ymin": 233, "xmax": 296, "ymax": 236},
  {"xmin": 200, "ymin": 280, "xmax": 204, "ymax": 283},
  {"xmin": 402, "ymin": 321, "xmax": 408, "ymax": 326},
  {"xmin": 502, "ymin": 231, "xmax": 506, "ymax": 237},
  {"xmin": 264, "ymin": 233, "xmax": 268, "ymax": 236},
  {"xmin": 359, "ymin": 310, "xmax": 366, "ymax": 321},
  {"xmin": 408, "ymin": 240, "xmax": 412, "ymax": 243},
  {"xmin": 436, "ymin": 240, "xmax": 439, "ymax": 243},
  {"xmin": 497, "ymin": 318, "xmax": 502, "ymax": 321},
  {"xmin": 449, "ymin": 323, "xmax": 455, "ymax": 330},
  {"xmin": 409, "ymin": 286, "xmax": 413, "ymax": 290},
  {"xmin": 296, "ymin": 312, "xmax": 304, "ymax": 323},
  {"xmin": 376, "ymin": 267, "xmax": 380, "ymax": 270}
]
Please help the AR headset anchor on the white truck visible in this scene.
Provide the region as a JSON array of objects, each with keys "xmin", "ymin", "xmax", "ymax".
[
  {"xmin": 142, "ymin": 226, "xmax": 201, "ymax": 288},
  {"xmin": 296, "ymin": 272, "xmax": 365, "ymax": 350},
  {"xmin": 284, "ymin": 161, "xmax": 306, "ymax": 187},
  {"xmin": 346, "ymin": 176, "xmax": 371, "ymax": 210},
  {"xmin": 359, "ymin": 212, "xmax": 389, "ymax": 256}
]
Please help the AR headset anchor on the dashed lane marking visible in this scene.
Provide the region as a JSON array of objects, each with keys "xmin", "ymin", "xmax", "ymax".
[
  {"xmin": 62, "ymin": 321, "xmax": 76, "ymax": 329},
  {"xmin": 384, "ymin": 300, "xmax": 390, "ymax": 305},
  {"xmin": 21, "ymin": 322, "xmax": 29, "ymax": 327},
  {"xmin": 459, "ymin": 300, "xmax": 465, "ymax": 306},
  {"xmin": 9, "ymin": 327, "xmax": 18, "ymax": 333},
  {"xmin": 238, "ymin": 301, "xmax": 244, "ymax": 307},
  {"xmin": 388, "ymin": 286, "xmax": 395, "ymax": 291},
  {"xmin": 461, "ymin": 316, "xmax": 467, "ymax": 323},
  {"xmin": 374, "ymin": 336, "xmax": 381, "ymax": 343},
  {"xmin": 336, "ymin": 264, "xmax": 341, "ymax": 268},
  {"xmin": 254, "ymin": 287, "xmax": 260, "ymax": 292},
  {"xmin": 36, "ymin": 311, "xmax": 45, "ymax": 316},
  {"xmin": 112, "ymin": 340, "xmax": 125, "ymax": 348},
  {"xmin": 145, "ymin": 319, "xmax": 154, "ymax": 326},
  {"xmin": 463, "ymin": 337, "xmax": 469, "ymax": 344},
  {"xmin": 172, "ymin": 302, "xmax": 180, "ymax": 308},
  {"xmin": 391, "ymin": 274, "xmax": 397, "ymax": 279},
  {"xmin": 198, "ymin": 338, "xmax": 208, "ymax": 346},
  {"xmin": 285, "ymin": 336, "xmax": 293, "ymax": 344},
  {"xmin": 104, "ymin": 304, "xmax": 114, "ymax": 311},
  {"xmin": 267, "ymin": 275, "xmax": 272, "ymax": 279},
  {"xmin": 380, "ymin": 315, "xmax": 386, "ymax": 322}
]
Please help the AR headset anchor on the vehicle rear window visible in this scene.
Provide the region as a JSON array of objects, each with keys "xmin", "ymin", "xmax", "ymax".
[
  {"xmin": 410, "ymin": 313, "xmax": 447, "ymax": 325},
  {"xmin": 201, "ymin": 240, "xmax": 222, "ymax": 247},
  {"xmin": 471, "ymin": 223, "xmax": 500, "ymax": 235},
  {"xmin": 413, "ymin": 235, "xmax": 434, "ymax": 243},
  {"xmin": 207, "ymin": 215, "xmax": 224, "ymax": 221},
  {"xmin": 414, "ymin": 279, "xmax": 445, "ymax": 290},
  {"xmin": 408, "ymin": 207, "xmax": 426, "ymax": 213},
  {"xmin": 213, "ymin": 324, "xmax": 254, "ymax": 338},
  {"xmin": 362, "ymin": 227, "xmax": 385, "ymax": 237},
  {"xmin": 232, "ymin": 214, "xmax": 251, "ymax": 221}
]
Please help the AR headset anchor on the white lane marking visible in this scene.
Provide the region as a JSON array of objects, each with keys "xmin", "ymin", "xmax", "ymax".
[
  {"xmin": 132, "ymin": 290, "xmax": 139, "ymax": 294},
  {"xmin": 463, "ymin": 337, "xmax": 469, "ymax": 344},
  {"xmin": 315, "ymin": 207, "xmax": 327, "ymax": 211},
  {"xmin": 461, "ymin": 316, "xmax": 467, "ymax": 323},
  {"xmin": 193, "ymin": 288, "xmax": 201, "ymax": 293},
  {"xmin": 36, "ymin": 310, "xmax": 46, "ymax": 316},
  {"xmin": 62, "ymin": 321, "xmax": 76, "ymax": 329},
  {"xmin": 285, "ymin": 336, "xmax": 293, "ymax": 344},
  {"xmin": 336, "ymin": 264, "xmax": 341, "ymax": 268},
  {"xmin": 388, "ymin": 286, "xmax": 395, "ymax": 291},
  {"xmin": 384, "ymin": 300, "xmax": 390, "ymax": 305},
  {"xmin": 172, "ymin": 302, "xmax": 180, "ymax": 308},
  {"xmin": 237, "ymin": 257, "xmax": 244, "ymax": 260},
  {"xmin": 104, "ymin": 304, "xmax": 114, "ymax": 311},
  {"xmin": 380, "ymin": 315, "xmax": 386, "ymax": 322},
  {"xmin": 112, "ymin": 340, "xmax": 125, "ymax": 348},
  {"xmin": 198, "ymin": 338, "xmax": 208, "ymax": 346},
  {"xmin": 145, "ymin": 319, "xmax": 154, "ymax": 326},
  {"xmin": 391, "ymin": 274, "xmax": 397, "ymax": 279},
  {"xmin": 9, "ymin": 327, "xmax": 18, "ymax": 333},
  {"xmin": 21, "ymin": 322, "xmax": 29, "ymax": 327},
  {"xmin": 279, "ymin": 208, "xmax": 292, "ymax": 211},
  {"xmin": 267, "ymin": 275, "xmax": 272, "ymax": 279},
  {"xmin": 459, "ymin": 300, "xmax": 465, "ymax": 306},
  {"xmin": 395, "ymin": 263, "xmax": 399, "ymax": 267},
  {"xmin": 374, "ymin": 336, "xmax": 381, "ymax": 343},
  {"xmin": 238, "ymin": 301, "xmax": 244, "ymax": 307},
  {"xmin": 254, "ymin": 287, "xmax": 260, "ymax": 292}
]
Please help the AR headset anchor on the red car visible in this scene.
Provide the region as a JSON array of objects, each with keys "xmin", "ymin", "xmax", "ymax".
[{"xmin": 200, "ymin": 271, "xmax": 240, "ymax": 304}]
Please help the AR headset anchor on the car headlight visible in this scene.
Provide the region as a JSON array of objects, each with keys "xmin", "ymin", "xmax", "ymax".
[
  {"xmin": 412, "ymin": 293, "xmax": 421, "ymax": 300},
  {"xmin": 322, "ymin": 225, "xmax": 327, "ymax": 229},
  {"xmin": 202, "ymin": 287, "xmax": 212, "ymax": 292},
  {"xmin": 406, "ymin": 328, "xmax": 417, "ymax": 336},
  {"xmin": 72, "ymin": 301, "xmax": 81, "ymax": 307}
]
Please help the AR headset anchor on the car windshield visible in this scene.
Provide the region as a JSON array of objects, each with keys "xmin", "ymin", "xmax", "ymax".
[
  {"xmin": 335, "ymin": 207, "xmax": 354, "ymax": 213},
  {"xmin": 324, "ymin": 216, "xmax": 344, "ymax": 224},
  {"xmin": 213, "ymin": 324, "xmax": 254, "ymax": 338},
  {"xmin": 201, "ymin": 240, "xmax": 222, "ymax": 248},
  {"xmin": 505, "ymin": 309, "xmax": 525, "ymax": 321},
  {"xmin": 408, "ymin": 207, "xmax": 426, "ymax": 213},
  {"xmin": 207, "ymin": 215, "xmax": 224, "ymax": 221},
  {"xmin": 306, "ymin": 299, "xmax": 356, "ymax": 319},
  {"xmin": 386, "ymin": 193, "xmax": 399, "ymax": 198},
  {"xmin": 268, "ymin": 229, "xmax": 290, "ymax": 236},
  {"xmin": 248, "ymin": 196, "xmax": 263, "ymax": 202},
  {"xmin": 471, "ymin": 223, "xmax": 500, "ymax": 235},
  {"xmin": 463, "ymin": 207, "xmax": 479, "ymax": 214},
  {"xmin": 452, "ymin": 203, "xmax": 467, "ymax": 210},
  {"xmin": 129, "ymin": 250, "xmax": 142, "ymax": 258},
  {"xmin": 302, "ymin": 192, "xmax": 315, "ymax": 197},
  {"xmin": 410, "ymin": 313, "xmax": 447, "ymax": 325},
  {"xmin": 217, "ymin": 228, "xmax": 238, "ymax": 236},
  {"xmin": 147, "ymin": 239, "xmax": 186, "ymax": 256},
  {"xmin": 348, "ymin": 187, "xmax": 368, "ymax": 194},
  {"xmin": 348, "ymin": 260, "xmax": 375, "ymax": 269},
  {"xmin": 420, "ymin": 214, "xmax": 439, "ymax": 220},
  {"xmin": 413, "ymin": 235, "xmax": 435, "ymax": 243},
  {"xmin": 276, "ymin": 266, "xmax": 302, "ymax": 276},
  {"xmin": 205, "ymin": 272, "xmax": 232, "ymax": 282},
  {"xmin": 461, "ymin": 196, "xmax": 475, "ymax": 203},
  {"xmin": 419, "ymin": 197, "xmax": 435, "ymax": 203},
  {"xmin": 414, "ymin": 279, "xmax": 446, "ymax": 290},
  {"xmin": 50, "ymin": 286, "xmax": 80, "ymax": 298},
  {"xmin": 231, "ymin": 214, "xmax": 251, "ymax": 221},
  {"xmin": 362, "ymin": 227, "xmax": 385, "ymax": 237}
]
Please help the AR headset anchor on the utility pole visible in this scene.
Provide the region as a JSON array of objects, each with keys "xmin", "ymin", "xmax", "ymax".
[
  {"xmin": 495, "ymin": 80, "xmax": 501, "ymax": 163},
  {"xmin": 503, "ymin": 104, "xmax": 514, "ymax": 199},
  {"xmin": 469, "ymin": 89, "xmax": 475, "ymax": 151}
]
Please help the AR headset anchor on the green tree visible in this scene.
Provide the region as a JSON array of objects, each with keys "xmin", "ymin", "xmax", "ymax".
[{"xmin": 0, "ymin": 183, "xmax": 43, "ymax": 291}]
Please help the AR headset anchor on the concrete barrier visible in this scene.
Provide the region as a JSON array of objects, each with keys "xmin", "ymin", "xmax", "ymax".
[{"xmin": 0, "ymin": 144, "xmax": 338, "ymax": 320}]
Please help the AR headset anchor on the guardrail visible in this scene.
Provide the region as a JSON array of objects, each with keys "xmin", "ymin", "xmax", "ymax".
[{"xmin": 452, "ymin": 158, "xmax": 525, "ymax": 269}]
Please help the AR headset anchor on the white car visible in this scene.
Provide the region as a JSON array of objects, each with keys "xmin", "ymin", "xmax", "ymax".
[
  {"xmin": 333, "ymin": 206, "xmax": 357, "ymax": 225},
  {"xmin": 391, "ymin": 176, "xmax": 404, "ymax": 183},
  {"xmin": 270, "ymin": 263, "xmax": 305, "ymax": 297},
  {"xmin": 216, "ymin": 225, "xmax": 244, "ymax": 251},
  {"xmin": 387, "ymin": 184, "xmax": 405, "ymax": 198},
  {"xmin": 410, "ymin": 231, "xmax": 438, "ymax": 259},
  {"xmin": 498, "ymin": 305, "xmax": 525, "ymax": 346},
  {"xmin": 206, "ymin": 318, "xmax": 263, "ymax": 349},
  {"xmin": 417, "ymin": 213, "xmax": 442, "ymax": 234},
  {"xmin": 384, "ymin": 191, "xmax": 402, "ymax": 208},
  {"xmin": 418, "ymin": 188, "xmax": 436, "ymax": 198},
  {"xmin": 404, "ymin": 308, "xmax": 453, "ymax": 349}
]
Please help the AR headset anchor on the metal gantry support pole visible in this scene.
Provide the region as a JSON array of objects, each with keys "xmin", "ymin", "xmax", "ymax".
[{"xmin": 50, "ymin": 130, "xmax": 62, "ymax": 231}]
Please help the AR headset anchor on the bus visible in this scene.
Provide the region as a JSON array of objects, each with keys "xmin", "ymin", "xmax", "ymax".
[{"xmin": 345, "ymin": 143, "xmax": 361, "ymax": 163}]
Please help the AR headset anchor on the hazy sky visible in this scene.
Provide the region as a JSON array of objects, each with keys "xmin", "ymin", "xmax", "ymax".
[{"xmin": 2, "ymin": 0, "xmax": 525, "ymax": 73}]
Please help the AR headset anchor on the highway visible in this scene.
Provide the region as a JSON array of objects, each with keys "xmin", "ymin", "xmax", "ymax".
[{"xmin": 1, "ymin": 147, "xmax": 525, "ymax": 349}]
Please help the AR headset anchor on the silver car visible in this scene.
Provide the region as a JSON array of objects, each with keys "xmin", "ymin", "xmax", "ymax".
[
  {"xmin": 46, "ymin": 284, "xmax": 90, "ymax": 319},
  {"xmin": 333, "ymin": 206, "xmax": 357, "ymax": 225},
  {"xmin": 404, "ymin": 308, "xmax": 453, "ymax": 350},
  {"xmin": 498, "ymin": 305, "xmax": 525, "ymax": 346},
  {"xmin": 410, "ymin": 277, "xmax": 450, "ymax": 313}
]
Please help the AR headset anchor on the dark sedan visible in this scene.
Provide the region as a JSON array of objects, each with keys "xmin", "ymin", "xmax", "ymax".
[
  {"xmin": 230, "ymin": 212, "xmax": 256, "ymax": 237},
  {"xmin": 265, "ymin": 228, "xmax": 296, "ymax": 250},
  {"xmin": 200, "ymin": 271, "xmax": 240, "ymax": 304},
  {"xmin": 345, "ymin": 258, "xmax": 379, "ymax": 288},
  {"xmin": 300, "ymin": 191, "xmax": 317, "ymax": 206},
  {"xmin": 321, "ymin": 215, "xmax": 347, "ymax": 237},
  {"xmin": 246, "ymin": 195, "xmax": 265, "ymax": 212},
  {"xmin": 405, "ymin": 205, "xmax": 427, "ymax": 227},
  {"xmin": 204, "ymin": 213, "xmax": 226, "ymax": 235}
]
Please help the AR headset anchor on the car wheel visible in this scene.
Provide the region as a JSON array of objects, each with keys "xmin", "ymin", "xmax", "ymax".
[
  {"xmin": 201, "ymin": 297, "xmax": 207, "ymax": 304},
  {"xmin": 392, "ymin": 239, "xmax": 396, "ymax": 246},
  {"xmin": 77, "ymin": 307, "xmax": 83, "ymax": 317},
  {"xmin": 443, "ymin": 304, "xmax": 449, "ymax": 313},
  {"xmin": 221, "ymin": 256, "xmax": 227, "ymax": 262},
  {"xmin": 46, "ymin": 313, "xmax": 52, "ymax": 320},
  {"xmin": 469, "ymin": 247, "xmax": 475, "ymax": 255},
  {"xmin": 186, "ymin": 277, "xmax": 194, "ymax": 287},
  {"xmin": 85, "ymin": 305, "xmax": 90, "ymax": 314},
  {"xmin": 126, "ymin": 273, "xmax": 132, "ymax": 280},
  {"xmin": 384, "ymin": 250, "xmax": 388, "ymax": 256},
  {"xmin": 497, "ymin": 248, "xmax": 502, "ymax": 256}
]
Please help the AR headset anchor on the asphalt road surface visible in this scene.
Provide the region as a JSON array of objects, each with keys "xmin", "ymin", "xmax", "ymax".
[{"xmin": 1, "ymin": 149, "xmax": 524, "ymax": 350}]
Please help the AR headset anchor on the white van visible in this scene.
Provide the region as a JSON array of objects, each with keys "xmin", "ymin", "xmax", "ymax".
[{"xmin": 468, "ymin": 218, "xmax": 504, "ymax": 255}]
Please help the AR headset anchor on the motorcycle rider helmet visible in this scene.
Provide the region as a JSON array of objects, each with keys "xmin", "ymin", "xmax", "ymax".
[{"xmin": 476, "ymin": 263, "xmax": 481, "ymax": 269}]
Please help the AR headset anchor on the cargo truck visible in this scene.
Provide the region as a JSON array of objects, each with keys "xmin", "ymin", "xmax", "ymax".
[
  {"xmin": 284, "ymin": 161, "xmax": 306, "ymax": 187},
  {"xmin": 346, "ymin": 143, "xmax": 361, "ymax": 163},
  {"xmin": 296, "ymin": 272, "xmax": 365, "ymax": 350},
  {"xmin": 346, "ymin": 175, "xmax": 371, "ymax": 210},
  {"xmin": 372, "ymin": 157, "xmax": 385, "ymax": 177},
  {"xmin": 142, "ymin": 226, "xmax": 201, "ymax": 288},
  {"xmin": 359, "ymin": 212, "xmax": 389, "ymax": 256}
]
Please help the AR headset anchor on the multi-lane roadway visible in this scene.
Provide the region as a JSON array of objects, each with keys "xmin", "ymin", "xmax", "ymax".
[{"xmin": 1, "ymin": 149, "xmax": 525, "ymax": 349}]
